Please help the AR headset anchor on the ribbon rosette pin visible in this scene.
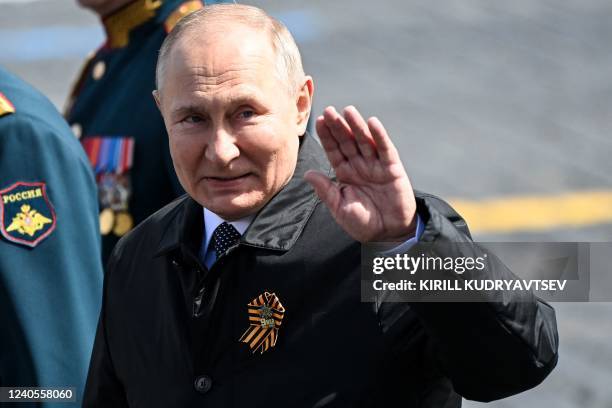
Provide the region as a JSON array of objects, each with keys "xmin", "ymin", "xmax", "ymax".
[{"xmin": 239, "ymin": 292, "xmax": 285, "ymax": 354}]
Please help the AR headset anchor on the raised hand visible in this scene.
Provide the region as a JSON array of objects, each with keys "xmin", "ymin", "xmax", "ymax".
[{"xmin": 304, "ymin": 106, "xmax": 417, "ymax": 243}]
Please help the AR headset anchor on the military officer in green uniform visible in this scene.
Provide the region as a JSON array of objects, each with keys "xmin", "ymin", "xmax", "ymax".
[
  {"xmin": 66, "ymin": 0, "xmax": 216, "ymax": 262},
  {"xmin": 0, "ymin": 66, "xmax": 103, "ymax": 407}
]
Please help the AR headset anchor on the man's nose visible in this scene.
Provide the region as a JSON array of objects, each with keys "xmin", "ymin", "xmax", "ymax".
[{"xmin": 205, "ymin": 125, "xmax": 239, "ymax": 165}]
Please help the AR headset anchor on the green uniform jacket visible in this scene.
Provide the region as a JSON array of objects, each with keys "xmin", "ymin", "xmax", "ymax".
[{"xmin": 0, "ymin": 67, "xmax": 103, "ymax": 406}]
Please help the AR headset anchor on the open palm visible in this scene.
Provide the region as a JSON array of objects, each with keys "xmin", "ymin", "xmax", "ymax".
[{"xmin": 304, "ymin": 106, "xmax": 417, "ymax": 243}]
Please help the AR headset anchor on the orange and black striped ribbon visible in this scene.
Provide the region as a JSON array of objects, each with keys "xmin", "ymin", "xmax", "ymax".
[{"xmin": 238, "ymin": 292, "xmax": 285, "ymax": 354}]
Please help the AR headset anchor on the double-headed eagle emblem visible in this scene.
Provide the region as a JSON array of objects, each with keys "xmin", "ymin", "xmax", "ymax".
[{"xmin": 7, "ymin": 204, "xmax": 52, "ymax": 237}]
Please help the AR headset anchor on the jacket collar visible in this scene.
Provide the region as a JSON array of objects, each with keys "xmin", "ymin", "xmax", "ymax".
[
  {"xmin": 102, "ymin": 0, "xmax": 162, "ymax": 49},
  {"xmin": 155, "ymin": 132, "xmax": 333, "ymax": 258}
]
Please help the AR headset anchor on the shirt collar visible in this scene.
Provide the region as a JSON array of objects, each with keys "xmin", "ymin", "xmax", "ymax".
[{"xmin": 202, "ymin": 208, "xmax": 254, "ymax": 255}]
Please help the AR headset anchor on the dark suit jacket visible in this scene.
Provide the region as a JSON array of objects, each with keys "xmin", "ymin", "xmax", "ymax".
[{"xmin": 84, "ymin": 133, "xmax": 558, "ymax": 407}]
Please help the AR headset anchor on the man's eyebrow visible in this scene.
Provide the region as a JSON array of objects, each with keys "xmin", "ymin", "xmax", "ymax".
[
  {"xmin": 169, "ymin": 92, "xmax": 263, "ymax": 116},
  {"xmin": 226, "ymin": 94, "xmax": 267, "ymax": 111},
  {"xmin": 170, "ymin": 105, "xmax": 202, "ymax": 116},
  {"xmin": 226, "ymin": 94, "xmax": 258, "ymax": 105}
]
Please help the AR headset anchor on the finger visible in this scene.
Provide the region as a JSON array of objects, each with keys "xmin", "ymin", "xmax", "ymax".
[
  {"xmin": 304, "ymin": 170, "xmax": 341, "ymax": 214},
  {"xmin": 343, "ymin": 106, "xmax": 377, "ymax": 160},
  {"xmin": 322, "ymin": 106, "xmax": 360, "ymax": 160},
  {"xmin": 315, "ymin": 115, "xmax": 346, "ymax": 167},
  {"xmin": 367, "ymin": 116, "xmax": 401, "ymax": 165}
]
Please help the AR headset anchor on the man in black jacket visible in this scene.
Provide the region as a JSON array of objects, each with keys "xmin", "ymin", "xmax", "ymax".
[{"xmin": 84, "ymin": 4, "xmax": 558, "ymax": 407}]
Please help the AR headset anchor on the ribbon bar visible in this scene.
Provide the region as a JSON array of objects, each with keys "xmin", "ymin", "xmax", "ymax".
[{"xmin": 81, "ymin": 136, "xmax": 135, "ymax": 175}]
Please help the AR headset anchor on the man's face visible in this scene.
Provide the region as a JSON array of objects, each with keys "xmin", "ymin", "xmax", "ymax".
[{"xmin": 156, "ymin": 25, "xmax": 310, "ymax": 220}]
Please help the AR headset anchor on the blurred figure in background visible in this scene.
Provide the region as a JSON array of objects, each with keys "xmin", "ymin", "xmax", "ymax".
[
  {"xmin": 66, "ymin": 0, "xmax": 216, "ymax": 262},
  {"xmin": 0, "ymin": 66, "xmax": 103, "ymax": 407}
]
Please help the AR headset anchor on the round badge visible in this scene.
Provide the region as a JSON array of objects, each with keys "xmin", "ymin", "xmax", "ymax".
[
  {"xmin": 99, "ymin": 208, "xmax": 115, "ymax": 235},
  {"xmin": 113, "ymin": 212, "xmax": 133, "ymax": 237},
  {"xmin": 92, "ymin": 61, "xmax": 106, "ymax": 80},
  {"xmin": 71, "ymin": 123, "xmax": 82, "ymax": 139}
]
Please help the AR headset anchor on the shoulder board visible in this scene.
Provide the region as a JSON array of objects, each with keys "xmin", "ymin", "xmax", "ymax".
[
  {"xmin": 164, "ymin": 0, "xmax": 204, "ymax": 33},
  {"xmin": 0, "ymin": 92, "xmax": 15, "ymax": 117}
]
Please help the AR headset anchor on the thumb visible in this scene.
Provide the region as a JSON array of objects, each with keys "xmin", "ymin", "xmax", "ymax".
[{"xmin": 304, "ymin": 170, "xmax": 341, "ymax": 212}]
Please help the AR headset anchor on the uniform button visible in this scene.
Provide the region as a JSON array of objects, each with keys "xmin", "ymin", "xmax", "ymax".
[
  {"xmin": 92, "ymin": 61, "xmax": 106, "ymax": 80},
  {"xmin": 71, "ymin": 123, "xmax": 82, "ymax": 139},
  {"xmin": 194, "ymin": 375, "xmax": 213, "ymax": 394}
]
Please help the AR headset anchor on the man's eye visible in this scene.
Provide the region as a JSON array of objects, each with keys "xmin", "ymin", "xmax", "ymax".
[
  {"xmin": 184, "ymin": 115, "xmax": 203, "ymax": 124},
  {"xmin": 238, "ymin": 110, "xmax": 255, "ymax": 120}
]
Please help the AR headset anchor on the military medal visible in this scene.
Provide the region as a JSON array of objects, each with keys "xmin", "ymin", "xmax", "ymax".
[
  {"xmin": 99, "ymin": 207, "xmax": 115, "ymax": 235},
  {"xmin": 239, "ymin": 292, "xmax": 285, "ymax": 354},
  {"xmin": 82, "ymin": 136, "xmax": 135, "ymax": 236},
  {"xmin": 113, "ymin": 211, "xmax": 133, "ymax": 237}
]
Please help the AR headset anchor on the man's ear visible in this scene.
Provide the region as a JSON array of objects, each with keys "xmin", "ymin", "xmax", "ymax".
[
  {"xmin": 152, "ymin": 90, "xmax": 162, "ymax": 111},
  {"xmin": 296, "ymin": 76, "xmax": 314, "ymax": 135}
]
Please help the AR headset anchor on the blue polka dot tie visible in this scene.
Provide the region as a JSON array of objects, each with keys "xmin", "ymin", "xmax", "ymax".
[{"xmin": 212, "ymin": 222, "xmax": 241, "ymax": 259}]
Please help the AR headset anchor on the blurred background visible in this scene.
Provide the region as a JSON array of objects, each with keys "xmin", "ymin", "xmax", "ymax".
[{"xmin": 1, "ymin": 0, "xmax": 611, "ymax": 406}]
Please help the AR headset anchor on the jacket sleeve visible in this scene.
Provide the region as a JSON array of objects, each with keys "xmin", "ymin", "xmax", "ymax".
[
  {"xmin": 406, "ymin": 192, "xmax": 559, "ymax": 402},
  {"xmin": 0, "ymin": 98, "xmax": 104, "ymax": 402},
  {"xmin": 83, "ymin": 253, "xmax": 130, "ymax": 408}
]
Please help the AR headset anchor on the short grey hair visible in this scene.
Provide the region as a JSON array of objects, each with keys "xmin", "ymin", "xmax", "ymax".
[{"xmin": 155, "ymin": 4, "xmax": 305, "ymax": 95}]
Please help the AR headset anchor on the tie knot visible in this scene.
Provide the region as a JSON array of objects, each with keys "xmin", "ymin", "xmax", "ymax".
[{"xmin": 212, "ymin": 222, "xmax": 241, "ymax": 258}]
